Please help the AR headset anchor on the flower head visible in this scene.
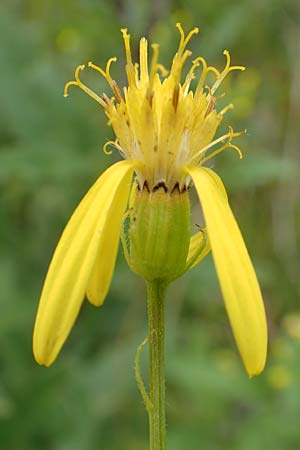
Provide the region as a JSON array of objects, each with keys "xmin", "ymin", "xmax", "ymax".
[
  {"xmin": 64, "ymin": 23, "xmax": 244, "ymax": 191},
  {"xmin": 34, "ymin": 24, "xmax": 267, "ymax": 377}
]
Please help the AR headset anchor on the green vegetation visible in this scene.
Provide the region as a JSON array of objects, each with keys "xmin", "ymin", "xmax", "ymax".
[{"xmin": 1, "ymin": 0, "xmax": 300, "ymax": 449}]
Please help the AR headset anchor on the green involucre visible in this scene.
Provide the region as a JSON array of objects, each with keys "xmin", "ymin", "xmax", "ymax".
[{"xmin": 126, "ymin": 187, "xmax": 190, "ymax": 282}]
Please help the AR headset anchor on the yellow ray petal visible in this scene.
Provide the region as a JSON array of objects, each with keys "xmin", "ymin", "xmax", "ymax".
[
  {"xmin": 33, "ymin": 160, "xmax": 134, "ymax": 366},
  {"xmin": 86, "ymin": 176, "xmax": 134, "ymax": 306},
  {"xmin": 187, "ymin": 166, "xmax": 267, "ymax": 376}
]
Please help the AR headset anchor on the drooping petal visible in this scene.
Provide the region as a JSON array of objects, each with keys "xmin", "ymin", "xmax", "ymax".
[
  {"xmin": 187, "ymin": 166, "xmax": 267, "ymax": 376},
  {"xmin": 33, "ymin": 161, "xmax": 134, "ymax": 366},
  {"xmin": 86, "ymin": 178, "xmax": 135, "ymax": 306}
]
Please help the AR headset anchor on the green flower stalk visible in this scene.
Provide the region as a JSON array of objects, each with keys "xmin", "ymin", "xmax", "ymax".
[{"xmin": 33, "ymin": 23, "xmax": 268, "ymax": 450}]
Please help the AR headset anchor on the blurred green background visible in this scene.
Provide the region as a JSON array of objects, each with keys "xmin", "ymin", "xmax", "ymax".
[{"xmin": 1, "ymin": 0, "xmax": 300, "ymax": 449}]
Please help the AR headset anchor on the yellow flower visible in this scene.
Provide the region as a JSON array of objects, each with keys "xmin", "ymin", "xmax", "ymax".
[{"xmin": 33, "ymin": 24, "xmax": 267, "ymax": 376}]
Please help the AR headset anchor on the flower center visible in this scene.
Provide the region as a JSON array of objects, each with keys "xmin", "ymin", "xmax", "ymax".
[{"xmin": 64, "ymin": 23, "xmax": 246, "ymax": 190}]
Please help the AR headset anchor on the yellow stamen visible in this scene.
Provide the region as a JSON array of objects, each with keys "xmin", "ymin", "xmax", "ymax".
[
  {"xmin": 203, "ymin": 85, "xmax": 218, "ymax": 113},
  {"xmin": 194, "ymin": 57, "xmax": 220, "ymax": 97},
  {"xmin": 183, "ymin": 26, "xmax": 199, "ymax": 48},
  {"xmin": 228, "ymin": 142, "xmax": 243, "ymax": 159},
  {"xmin": 229, "ymin": 65, "xmax": 246, "ymax": 72},
  {"xmin": 147, "ymin": 43, "xmax": 161, "ymax": 97},
  {"xmin": 139, "ymin": 37, "xmax": 149, "ymax": 83},
  {"xmin": 149, "ymin": 44, "xmax": 159, "ymax": 83},
  {"xmin": 223, "ymin": 49, "xmax": 246, "ymax": 73},
  {"xmin": 64, "ymin": 81, "xmax": 78, "ymax": 97},
  {"xmin": 105, "ymin": 57, "xmax": 118, "ymax": 91},
  {"xmin": 103, "ymin": 139, "xmax": 122, "ymax": 155},
  {"xmin": 156, "ymin": 64, "xmax": 168, "ymax": 77},
  {"xmin": 200, "ymin": 141, "xmax": 243, "ymax": 165},
  {"xmin": 171, "ymin": 49, "xmax": 192, "ymax": 83},
  {"xmin": 205, "ymin": 94, "xmax": 217, "ymax": 117},
  {"xmin": 121, "ymin": 28, "xmax": 132, "ymax": 64},
  {"xmin": 192, "ymin": 127, "xmax": 245, "ymax": 163},
  {"xmin": 121, "ymin": 28, "xmax": 135, "ymax": 86},
  {"xmin": 87, "ymin": 61, "xmax": 106, "ymax": 79},
  {"xmin": 176, "ymin": 23, "xmax": 185, "ymax": 52},
  {"xmin": 176, "ymin": 23, "xmax": 199, "ymax": 55},
  {"xmin": 88, "ymin": 59, "xmax": 123, "ymax": 103},
  {"xmin": 182, "ymin": 58, "xmax": 200, "ymax": 91},
  {"xmin": 63, "ymin": 64, "xmax": 107, "ymax": 107},
  {"xmin": 223, "ymin": 49, "xmax": 231, "ymax": 72},
  {"xmin": 101, "ymin": 92, "xmax": 111, "ymax": 105},
  {"xmin": 171, "ymin": 23, "xmax": 198, "ymax": 82},
  {"xmin": 111, "ymin": 80, "xmax": 123, "ymax": 103},
  {"xmin": 134, "ymin": 63, "xmax": 140, "ymax": 85},
  {"xmin": 219, "ymin": 103, "xmax": 234, "ymax": 116},
  {"xmin": 64, "ymin": 25, "xmax": 246, "ymax": 187},
  {"xmin": 181, "ymin": 50, "xmax": 193, "ymax": 68},
  {"xmin": 211, "ymin": 50, "xmax": 245, "ymax": 95}
]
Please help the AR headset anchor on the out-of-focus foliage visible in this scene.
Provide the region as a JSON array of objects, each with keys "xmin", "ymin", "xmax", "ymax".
[{"xmin": 1, "ymin": 0, "xmax": 300, "ymax": 449}]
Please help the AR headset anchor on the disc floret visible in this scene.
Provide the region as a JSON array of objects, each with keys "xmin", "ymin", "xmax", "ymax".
[{"xmin": 64, "ymin": 23, "xmax": 245, "ymax": 191}]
